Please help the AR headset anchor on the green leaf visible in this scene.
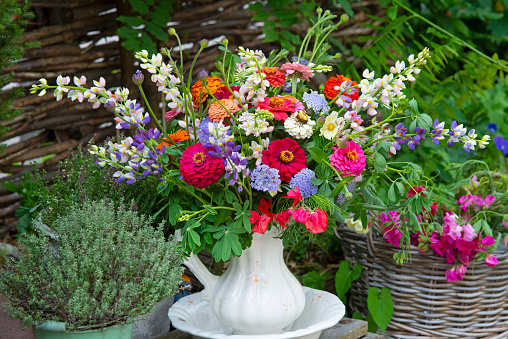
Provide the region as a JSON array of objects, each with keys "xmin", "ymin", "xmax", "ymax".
[
  {"xmin": 129, "ymin": 0, "xmax": 149, "ymax": 14},
  {"xmin": 188, "ymin": 228, "xmax": 201, "ymax": 246},
  {"xmin": 362, "ymin": 184, "xmax": 385, "ymax": 206},
  {"xmin": 302, "ymin": 271, "xmax": 325, "ymax": 290},
  {"xmin": 262, "ymin": 20, "xmax": 278, "ymax": 43},
  {"xmin": 280, "ymin": 31, "xmax": 301, "ymax": 45},
  {"xmin": 140, "ymin": 33, "xmax": 157, "ymax": 54},
  {"xmin": 310, "ymin": 177, "xmax": 324, "ymax": 186},
  {"xmin": 352, "ymin": 312, "xmax": 364, "ymax": 320},
  {"xmin": 117, "ymin": 15, "xmax": 144, "ymax": 27},
  {"xmin": 386, "ymin": 5, "xmax": 398, "ymax": 20},
  {"xmin": 335, "ymin": 261, "xmax": 363, "ymax": 305},
  {"xmin": 160, "ymin": 154, "xmax": 169, "ymax": 164},
  {"xmin": 225, "ymin": 190, "xmax": 236, "ymax": 204},
  {"xmin": 117, "ymin": 26, "xmax": 139, "ymax": 40},
  {"xmin": 146, "ymin": 21, "xmax": 168, "ymax": 42},
  {"xmin": 388, "ymin": 183, "xmax": 396, "ymax": 202},
  {"xmin": 336, "ymin": 0, "xmax": 354, "ymax": 17},
  {"xmin": 367, "ymin": 287, "xmax": 393, "ymax": 332},
  {"xmin": 248, "ymin": 2, "xmax": 264, "ymax": 11},
  {"xmin": 252, "ymin": 10, "xmax": 270, "ymax": 21},
  {"xmin": 203, "ymin": 205, "xmax": 217, "ymax": 215},
  {"xmin": 150, "ymin": 8, "xmax": 172, "ymax": 27},
  {"xmin": 308, "ymin": 147, "xmax": 329, "ymax": 163},
  {"xmin": 409, "ymin": 99, "xmax": 418, "ymax": 114},
  {"xmin": 366, "ymin": 313, "xmax": 379, "ymax": 333},
  {"xmin": 395, "ymin": 182, "xmax": 404, "ymax": 196},
  {"xmin": 374, "ymin": 155, "xmax": 386, "ymax": 173}
]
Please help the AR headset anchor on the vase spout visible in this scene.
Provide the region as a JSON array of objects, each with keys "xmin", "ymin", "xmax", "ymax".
[{"xmin": 175, "ymin": 230, "xmax": 219, "ymax": 302}]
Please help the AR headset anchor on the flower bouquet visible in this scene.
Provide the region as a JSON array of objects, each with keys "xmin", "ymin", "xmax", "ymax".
[{"xmin": 29, "ymin": 9, "xmax": 492, "ymax": 335}]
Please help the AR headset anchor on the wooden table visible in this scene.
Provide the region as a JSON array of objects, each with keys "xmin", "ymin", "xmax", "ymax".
[{"xmin": 159, "ymin": 318, "xmax": 385, "ymax": 339}]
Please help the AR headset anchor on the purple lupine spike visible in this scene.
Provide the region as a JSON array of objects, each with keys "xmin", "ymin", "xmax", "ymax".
[
  {"xmin": 142, "ymin": 169, "xmax": 151, "ymax": 177},
  {"xmin": 153, "ymin": 130, "xmax": 161, "ymax": 139},
  {"xmin": 127, "ymin": 178, "xmax": 136, "ymax": 184},
  {"xmin": 120, "ymin": 122, "xmax": 130, "ymax": 129},
  {"xmin": 141, "ymin": 115, "xmax": 150, "ymax": 124},
  {"xmin": 147, "ymin": 128, "xmax": 154, "ymax": 139},
  {"xmin": 117, "ymin": 176, "xmax": 125, "ymax": 183}
]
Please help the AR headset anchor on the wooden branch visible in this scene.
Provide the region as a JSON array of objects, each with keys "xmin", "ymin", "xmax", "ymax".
[
  {"xmin": 0, "ymin": 193, "xmax": 22, "ymax": 205},
  {"xmin": 0, "ymin": 203, "xmax": 20, "ymax": 218},
  {"xmin": 0, "ymin": 132, "xmax": 51, "ymax": 162},
  {"xmin": 1, "ymin": 139, "xmax": 79, "ymax": 165},
  {"xmin": 2, "ymin": 101, "xmax": 72, "ymax": 127}
]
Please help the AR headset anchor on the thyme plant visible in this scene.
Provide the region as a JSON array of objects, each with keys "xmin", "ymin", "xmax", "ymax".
[{"xmin": 0, "ymin": 200, "xmax": 184, "ymax": 330}]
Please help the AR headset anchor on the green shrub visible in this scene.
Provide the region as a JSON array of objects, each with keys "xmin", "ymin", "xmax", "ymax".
[{"xmin": 0, "ymin": 199, "xmax": 185, "ymax": 330}]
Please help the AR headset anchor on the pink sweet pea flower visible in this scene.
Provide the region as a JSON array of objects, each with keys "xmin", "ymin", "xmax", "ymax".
[
  {"xmin": 291, "ymin": 208, "xmax": 309, "ymax": 223},
  {"xmin": 503, "ymin": 220, "xmax": 508, "ymax": 228},
  {"xmin": 445, "ymin": 265, "xmax": 468, "ymax": 282},
  {"xmin": 274, "ymin": 210, "xmax": 292, "ymax": 229},
  {"xmin": 305, "ymin": 209, "xmax": 328, "ymax": 234},
  {"xmin": 250, "ymin": 211, "xmax": 272, "ymax": 234},
  {"xmin": 485, "ymin": 254, "xmax": 499, "ymax": 267},
  {"xmin": 383, "ymin": 224, "xmax": 402, "ymax": 247},
  {"xmin": 481, "ymin": 236, "xmax": 495, "ymax": 247},
  {"xmin": 408, "ymin": 186, "xmax": 426, "ymax": 198},
  {"xmin": 462, "ymin": 223, "xmax": 477, "ymax": 242}
]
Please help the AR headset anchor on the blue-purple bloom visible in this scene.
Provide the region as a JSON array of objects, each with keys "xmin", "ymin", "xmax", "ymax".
[
  {"xmin": 303, "ymin": 92, "xmax": 330, "ymax": 115},
  {"xmin": 431, "ymin": 119, "xmax": 449, "ymax": 145},
  {"xmin": 488, "ymin": 123, "xmax": 498, "ymax": 134},
  {"xmin": 225, "ymin": 152, "xmax": 249, "ymax": 191},
  {"xmin": 250, "ymin": 165, "xmax": 281, "ymax": 193},
  {"xmin": 447, "ymin": 121, "xmax": 467, "ymax": 146},
  {"xmin": 493, "ymin": 136, "xmax": 508, "ymax": 156},
  {"xmin": 291, "ymin": 56, "xmax": 309, "ymax": 66},
  {"xmin": 408, "ymin": 127, "xmax": 426, "ymax": 150},
  {"xmin": 289, "ymin": 168, "xmax": 318, "ymax": 199}
]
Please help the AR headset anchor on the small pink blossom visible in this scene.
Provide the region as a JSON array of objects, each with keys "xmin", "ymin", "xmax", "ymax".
[
  {"xmin": 291, "ymin": 208, "xmax": 309, "ymax": 223},
  {"xmin": 462, "ymin": 223, "xmax": 477, "ymax": 242},
  {"xmin": 442, "ymin": 213, "xmax": 462, "ymax": 240},
  {"xmin": 485, "ymin": 254, "xmax": 499, "ymax": 267},
  {"xmin": 503, "ymin": 220, "xmax": 508, "ymax": 228},
  {"xmin": 280, "ymin": 62, "xmax": 313, "ymax": 81},
  {"xmin": 481, "ymin": 236, "xmax": 495, "ymax": 247},
  {"xmin": 445, "ymin": 265, "xmax": 467, "ymax": 282}
]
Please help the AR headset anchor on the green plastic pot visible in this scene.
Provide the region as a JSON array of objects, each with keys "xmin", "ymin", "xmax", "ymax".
[{"xmin": 33, "ymin": 321, "xmax": 133, "ymax": 339}]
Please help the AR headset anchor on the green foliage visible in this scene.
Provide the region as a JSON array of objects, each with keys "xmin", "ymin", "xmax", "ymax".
[
  {"xmin": 7, "ymin": 145, "xmax": 166, "ymax": 234},
  {"xmin": 302, "ymin": 270, "xmax": 326, "ymax": 290},
  {"xmin": 118, "ymin": 0, "xmax": 177, "ymax": 54},
  {"xmin": 334, "ymin": 260, "xmax": 394, "ymax": 332},
  {"xmin": 0, "ymin": 200, "xmax": 185, "ymax": 330},
  {"xmin": 367, "ymin": 287, "xmax": 394, "ymax": 332},
  {"xmin": 248, "ymin": 0, "xmax": 314, "ymax": 51},
  {"xmin": 0, "ymin": 1, "xmax": 36, "ymax": 152}
]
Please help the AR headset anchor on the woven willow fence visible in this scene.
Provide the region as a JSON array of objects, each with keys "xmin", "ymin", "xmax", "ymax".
[
  {"xmin": 0, "ymin": 0, "xmax": 383, "ymax": 237},
  {"xmin": 335, "ymin": 226, "xmax": 508, "ymax": 338}
]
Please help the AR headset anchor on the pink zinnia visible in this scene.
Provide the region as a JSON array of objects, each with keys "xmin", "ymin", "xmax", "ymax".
[
  {"xmin": 179, "ymin": 143, "xmax": 225, "ymax": 189},
  {"xmin": 329, "ymin": 141, "xmax": 366, "ymax": 177},
  {"xmin": 280, "ymin": 62, "xmax": 313, "ymax": 81}
]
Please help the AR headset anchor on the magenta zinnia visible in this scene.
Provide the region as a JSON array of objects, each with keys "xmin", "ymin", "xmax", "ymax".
[
  {"xmin": 262, "ymin": 137, "xmax": 307, "ymax": 182},
  {"xmin": 180, "ymin": 143, "xmax": 225, "ymax": 189},
  {"xmin": 329, "ymin": 140, "xmax": 366, "ymax": 177}
]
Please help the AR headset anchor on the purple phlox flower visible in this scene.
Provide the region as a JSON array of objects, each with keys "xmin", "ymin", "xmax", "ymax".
[
  {"xmin": 289, "ymin": 168, "xmax": 318, "ymax": 199},
  {"xmin": 431, "ymin": 119, "xmax": 449, "ymax": 145},
  {"xmin": 284, "ymin": 81, "xmax": 292, "ymax": 93},
  {"xmin": 488, "ymin": 123, "xmax": 498, "ymax": 134},
  {"xmin": 250, "ymin": 165, "xmax": 281, "ymax": 193},
  {"xmin": 291, "ymin": 56, "xmax": 309, "ymax": 66},
  {"xmin": 493, "ymin": 136, "xmax": 508, "ymax": 156},
  {"xmin": 303, "ymin": 92, "xmax": 330, "ymax": 115}
]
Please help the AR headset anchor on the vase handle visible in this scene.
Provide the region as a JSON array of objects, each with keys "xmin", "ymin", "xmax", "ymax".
[{"xmin": 175, "ymin": 229, "xmax": 219, "ymax": 302}]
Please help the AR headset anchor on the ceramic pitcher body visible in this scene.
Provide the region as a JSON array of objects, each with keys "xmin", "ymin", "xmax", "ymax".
[{"xmin": 182, "ymin": 227, "xmax": 306, "ymax": 334}]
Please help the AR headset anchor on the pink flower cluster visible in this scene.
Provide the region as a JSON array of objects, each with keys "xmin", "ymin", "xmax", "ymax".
[
  {"xmin": 249, "ymin": 187, "xmax": 328, "ymax": 235},
  {"xmin": 378, "ymin": 187, "xmax": 500, "ymax": 282}
]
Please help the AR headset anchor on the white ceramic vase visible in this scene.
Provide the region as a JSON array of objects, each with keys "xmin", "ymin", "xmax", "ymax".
[{"xmin": 182, "ymin": 227, "xmax": 306, "ymax": 335}]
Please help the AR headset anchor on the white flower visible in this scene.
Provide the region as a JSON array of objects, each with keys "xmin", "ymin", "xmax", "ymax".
[
  {"xmin": 346, "ymin": 218, "xmax": 367, "ymax": 234},
  {"xmin": 238, "ymin": 111, "xmax": 273, "ymax": 137},
  {"xmin": 478, "ymin": 135, "xmax": 490, "ymax": 149},
  {"xmin": 320, "ymin": 111, "xmax": 341, "ymax": 140},
  {"xmin": 284, "ymin": 111, "xmax": 316, "ymax": 139},
  {"xmin": 248, "ymin": 139, "xmax": 269, "ymax": 166}
]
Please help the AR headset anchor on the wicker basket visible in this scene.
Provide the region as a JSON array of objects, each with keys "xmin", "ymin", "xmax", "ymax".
[{"xmin": 334, "ymin": 226, "xmax": 508, "ymax": 338}]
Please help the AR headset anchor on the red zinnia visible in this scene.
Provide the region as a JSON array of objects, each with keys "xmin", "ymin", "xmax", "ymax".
[
  {"xmin": 261, "ymin": 67, "xmax": 286, "ymax": 87},
  {"xmin": 262, "ymin": 137, "xmax": 307, "ymax": 182},
  {"xmin": 323, "ymin": 75, "xmax": 359, "ymax": 102},
  {"xmin": 256, "ymin": 96, "xmax": 296, "ymax": 121},
  {"xmin": 180, "ymin": 143, "xmax": 225, "ymax": 189}
]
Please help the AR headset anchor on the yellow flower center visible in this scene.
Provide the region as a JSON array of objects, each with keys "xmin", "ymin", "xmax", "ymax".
[
  {"xmin": 193, "ymin": 152, "xmax": 205, "ymax": 164},
  {"xmin": 269, "ymin": 97, "xmax": 284, "ymax": 107},
  {"xmin": 279, "ymin": 150, "xmax": 294, "ymax": 164},
  {"xmin": 297, "ymin": 111, "xmax": 309, "ymax": 123},
  {"xmin": 327, "ymin": 123, "xmax": 336, "ymax": 131},
  {"xmin": 346, "ymin": 150, "xmax": 358, "ymax": 161}
]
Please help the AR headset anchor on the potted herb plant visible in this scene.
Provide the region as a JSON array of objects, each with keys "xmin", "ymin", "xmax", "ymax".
[{"xmin": 0, "ymin": 199, "xmax": 184, "ymax": 338}]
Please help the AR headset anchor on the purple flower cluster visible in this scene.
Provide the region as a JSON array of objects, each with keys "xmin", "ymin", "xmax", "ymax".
[
  {"xmin": 291, "ymin": 56, "xmax": 309, "ymax": 66},
  {"xmin": 225, "ymin": 152, "xmax": 249, "ymax": 191},
  {"xmin": 289, "ymin": 168, "xmax": 318, "ymax": 199},
  {"xmin": 250, "ymin": 165, "xmax": 281, "ymax": 193},
  {"xmin": 494, "ymin": 136, "xmax": 508, "ymax": 156},
  {"xmin": 303, "ymin": 92, "xmax": 330, "ymax": 115}
]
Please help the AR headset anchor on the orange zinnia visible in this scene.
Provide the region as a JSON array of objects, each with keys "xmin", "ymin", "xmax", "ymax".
[
  {"xmin": 191, "ymin": 76, "xmax": 225, "ymax": 106},
  {"xmin": 323, "ymin": 75, "xmax": 359, "ymax": 101},
  {"xmin": 157, "ymin": 129, "xmax": 189, "ymax": 149}
]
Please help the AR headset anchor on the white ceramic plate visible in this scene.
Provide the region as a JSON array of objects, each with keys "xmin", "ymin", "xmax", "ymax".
[{"xmin": 168, "ymin": 287, "xmax": 345, "ymax": 339}]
